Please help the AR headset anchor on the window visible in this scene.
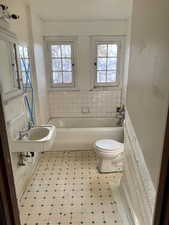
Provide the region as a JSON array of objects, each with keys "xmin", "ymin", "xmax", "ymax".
[
  {"xmin": 18, "ymin": 45, "xmax": 31, "ymax": 88},
  {"xmin": 47, "ymin": 40, "xmax": 75, "ymax": 88},
  {"xmin": 96, "ymin": 44, "xmax": 118, "ymax": 83},
  {"xmin": 92, "ymin": 36, "xmax": 124, "ymax": 87}
]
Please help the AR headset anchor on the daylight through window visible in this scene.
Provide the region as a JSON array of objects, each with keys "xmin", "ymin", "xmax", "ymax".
[
  {"xmin": 50, "ymin": 44, "xmax": 74, "ymax": 86},
  {"xmin": 96, "ymin": 43, "xmax": 118, "ymax": 84},
  {"xmin": 18, "ymin": 46, "xmax": 31, "ymax": 88}
]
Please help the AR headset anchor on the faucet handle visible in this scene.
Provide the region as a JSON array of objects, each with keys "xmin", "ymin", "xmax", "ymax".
[
  {"xmin": 21, "ymin": 127, "xmax": 25, "ymax": 132},
  {"xmin": 27, "ymin": 121, "xmax": 33, "ymax": 130},
  {"xmin": 18, "ymin": 130, "xmax": 23, "ymax": 139},
  {"xmin": 116, "ymin": 105, "xmax": 125, "ymax": 113},
  {"xmin": 116, "ymin": 107, "xmax": 121, "ymax": 113}
]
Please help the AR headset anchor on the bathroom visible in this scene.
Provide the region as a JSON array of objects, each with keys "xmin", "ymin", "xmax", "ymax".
[{"xmin": 0, "ymin": 0, "xmax": 169, "ymax": 225}]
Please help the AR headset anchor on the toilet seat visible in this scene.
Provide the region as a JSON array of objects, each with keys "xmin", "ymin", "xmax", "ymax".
[{"xmin": 95, "ymin": 139, "xmax": 123, "ymax": 154}]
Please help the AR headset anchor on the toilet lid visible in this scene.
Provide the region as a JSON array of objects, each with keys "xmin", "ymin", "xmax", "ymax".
[{"xmin": 95, "ymin": 139, "xmax": 123, "ymax": 152}]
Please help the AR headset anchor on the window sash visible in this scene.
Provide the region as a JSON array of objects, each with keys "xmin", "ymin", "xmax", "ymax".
[
  {"xmin": 49, "ymin": 42, "xmax": 75, "ymax": 87},
  {"xmin": 20, "ymin": 58, "xmax": 31, "ymax": 72},
  {"xmin": 93, "ymin": 40, "xmax": 121, "ymax": 87},
  {"xmin": 18, "ymin": 46, "xmax": 32, "ymax": 88}
]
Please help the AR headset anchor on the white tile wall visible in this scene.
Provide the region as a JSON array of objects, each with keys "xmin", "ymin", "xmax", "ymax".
[
  {"xmin": 3, "ymin": 95, "xmax": 39, "ymax": 199},
  {"xmin": 49, "ymin": 90, "xmax": 121, "ymax": 118}
]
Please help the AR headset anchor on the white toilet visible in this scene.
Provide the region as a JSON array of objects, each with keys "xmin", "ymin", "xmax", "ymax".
[{"xmin": 94, "ymin": 139, "xmax": 124, "ymax": 173}]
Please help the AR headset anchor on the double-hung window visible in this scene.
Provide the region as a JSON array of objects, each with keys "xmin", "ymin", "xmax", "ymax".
[
  {"xmin": 92, "ymin": 36, "xmax": 124, "ymax": 87},
  {"xmin": 47, "ymin": 39, "xmax": 75, "ymax": 88},
  {"xmin": 18, "ymin": 45, "xmax": 32, "ymax": 88}
]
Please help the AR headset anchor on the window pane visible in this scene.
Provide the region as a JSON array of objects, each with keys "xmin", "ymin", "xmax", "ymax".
[
  {"xmin": 22, "ymin": 72, "xmax": 27, "ymax": 84},
  {"xmin": 107, "ymin": 71, "xmax": 116, "ymax": 82},
  {"xmin": 52, "ymin": 59, "xmax": 62, "ymax": 71},
  {"xmin": 23, "ymin": 47, "xmax": 28, "ymax": 58},
  {"xmin": 63, "ymin": 72, "xmax": 72, "ymax": 83},
  {"xmin": 97, "ymin": 71, "xmax": 106, "ymax": 83},
  {"xmin": 22, "ymin": 71, "xmax": 31, "ymax": 86},
  {"xmin": 53, "ymin": 72, "xmax": 62, "ymax": 84},
  {"xmin": 61, "ymin": 45, "xmax": 71, "ymax": 57},
  {"xmin": 107, "ymin": 58, "xmax": 117, "ymax": 70},
  {"xmin": 97, "ymin": 58, "xmax": 107, "ymax": 70},
  {"xmin": 108, "ymin": 44, "xmax": 118, "ymax": 57},
  {"xmin": 19, "ymin": 46, "xmax": 24, "ymax": 58},
  {"xmin": 51, "ymin": 45, "xmax": 61, "ymax": 57},
  {"xmin": 97, "ymin": 45, "xmax": 107, "ymax": 57},
  {"xmin": 62, "ymin": 58, "xmax": 72, "ymax": 71},
  {"xmin": 21, "ymin": 59, "xmax": 30, "ymax": 71}
]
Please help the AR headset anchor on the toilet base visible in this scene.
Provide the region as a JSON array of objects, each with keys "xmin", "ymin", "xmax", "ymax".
[{"xmin": 97, "ymin": 158, "xmax": 123, "ymax": 173}]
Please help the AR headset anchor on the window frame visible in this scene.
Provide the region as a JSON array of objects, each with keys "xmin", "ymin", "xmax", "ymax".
[
  {"xmin": 10, "ymin": 43, "xmax": 21, "ymax": 90},
  {"xmin": 91, "ymin": 36, "xmax": 125, "ymax": 88},
  {"xmin": 46, "ymin": 37, "xmax": 76, "ymax": 89}
]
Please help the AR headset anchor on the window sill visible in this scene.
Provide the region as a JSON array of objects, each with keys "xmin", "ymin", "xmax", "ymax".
[
  {"xmin": 48, "ymin": 87, "xmax": 80, "ymax": 92},
  {"xmin": 90, "ymin": 83, "xmax": 121, "ymax": 91}
]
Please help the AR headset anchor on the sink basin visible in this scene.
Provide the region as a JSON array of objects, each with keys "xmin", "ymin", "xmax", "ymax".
[
  {"xmin": 10, "ymin": 125, "xmax": 56, "ymax": 152},
  {"xmin": 27, "ymin": 127, "xmax": 50, "ymax": 141}
]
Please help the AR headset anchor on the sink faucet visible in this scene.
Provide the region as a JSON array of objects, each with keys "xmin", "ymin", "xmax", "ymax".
[
  {"xmin": 18, "ymin": 129, "xmax": 28, "ymax": 140},
  {"xmin": 18, "ymin": 121, "xmax": 33, "ymax": 140},
  {"xmin": 28, "ymin": 121, "xmax": 34, "ymax": 129}
]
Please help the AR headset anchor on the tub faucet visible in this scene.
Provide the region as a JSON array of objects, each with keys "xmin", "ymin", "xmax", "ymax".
[{"xmin": 116, "ymin": 105, "xmax": 125, "ymax": 126}]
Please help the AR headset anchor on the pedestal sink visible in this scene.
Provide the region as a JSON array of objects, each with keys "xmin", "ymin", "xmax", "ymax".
[{"xmin": 10, "ymin": 125, "xmax": 56, "ymax": 152}]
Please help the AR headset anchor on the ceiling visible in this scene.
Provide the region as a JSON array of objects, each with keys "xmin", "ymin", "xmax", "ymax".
[{"xmin": 25, "ymin": 0, "xmax": 131, "ymax": 21}]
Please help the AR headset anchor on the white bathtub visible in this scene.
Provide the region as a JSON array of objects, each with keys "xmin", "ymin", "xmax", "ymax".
[{"xmin": 49, "ymin": 117, "xmax": 124, "ymax": 151}]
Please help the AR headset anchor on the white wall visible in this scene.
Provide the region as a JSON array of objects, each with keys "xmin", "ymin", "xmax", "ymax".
[
  {"xmin": 43, "ymin": 20, "xmax": 128, "ymax": 118},
  {"xmin": 126, "ymin": 0, "xmax": 169, "ymax": 188},
  {"xmin": 43, "ymin": 20, "xmax": 128, "ymax": 36},
  {"xmin": 29, "ymin": 9, "xmax": 49, "ymax": 124},
  {"xmin": 122, "ymin": 11, "xmax": 133, "ymax": 104},
  {"xmin": 26, "ymin": 0, "xmax": 130, "ymax": 21}
]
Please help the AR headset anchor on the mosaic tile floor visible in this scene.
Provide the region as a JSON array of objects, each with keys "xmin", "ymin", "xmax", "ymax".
[{"xmin": 19, "ymin": 151, "xmax": 123, "ymax": 225}]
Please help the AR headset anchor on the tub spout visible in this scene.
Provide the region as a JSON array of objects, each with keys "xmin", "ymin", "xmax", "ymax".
[{"xmin": 116, "ymin": 105, "xmax": 125, "ymax": 126}]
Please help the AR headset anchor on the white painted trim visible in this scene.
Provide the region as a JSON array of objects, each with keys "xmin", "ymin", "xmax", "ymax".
[
  {"xmin": 121, "ymin": 110, "xmax": 156, "ymax": 225},
  {"xmin": 0, "ymin": 19, "xmax": 10, "ymax": 30},
  {"xmin": 17, "ymin": 153, "xmax": 40, "ymax": 201},
  {"xmin": 114, "ymin": 187, "xmax": 135, "ymax": 225},
  {"xmin": 90, "ymin": 35, "xmax": 126, "ymax": 90},
  {"xmin": 0, "ymin": 26, "xmax": 23, "ymax": 101},
  {"xmin": 44, "ymin": 35, "xmax": 78, "ymax": 90},
  {"xmin": 0, "ymin": 24, "xmax": 16, "ymax": 40},
  {"xmin": 125, "ymin": 110, "xmax": 156, "ymax": 209}
]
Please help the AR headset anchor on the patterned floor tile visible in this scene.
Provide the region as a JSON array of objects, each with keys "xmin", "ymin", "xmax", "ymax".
[{"xmin": 19, "ymin": 151, "xmax": 122, "ymax": 225}]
